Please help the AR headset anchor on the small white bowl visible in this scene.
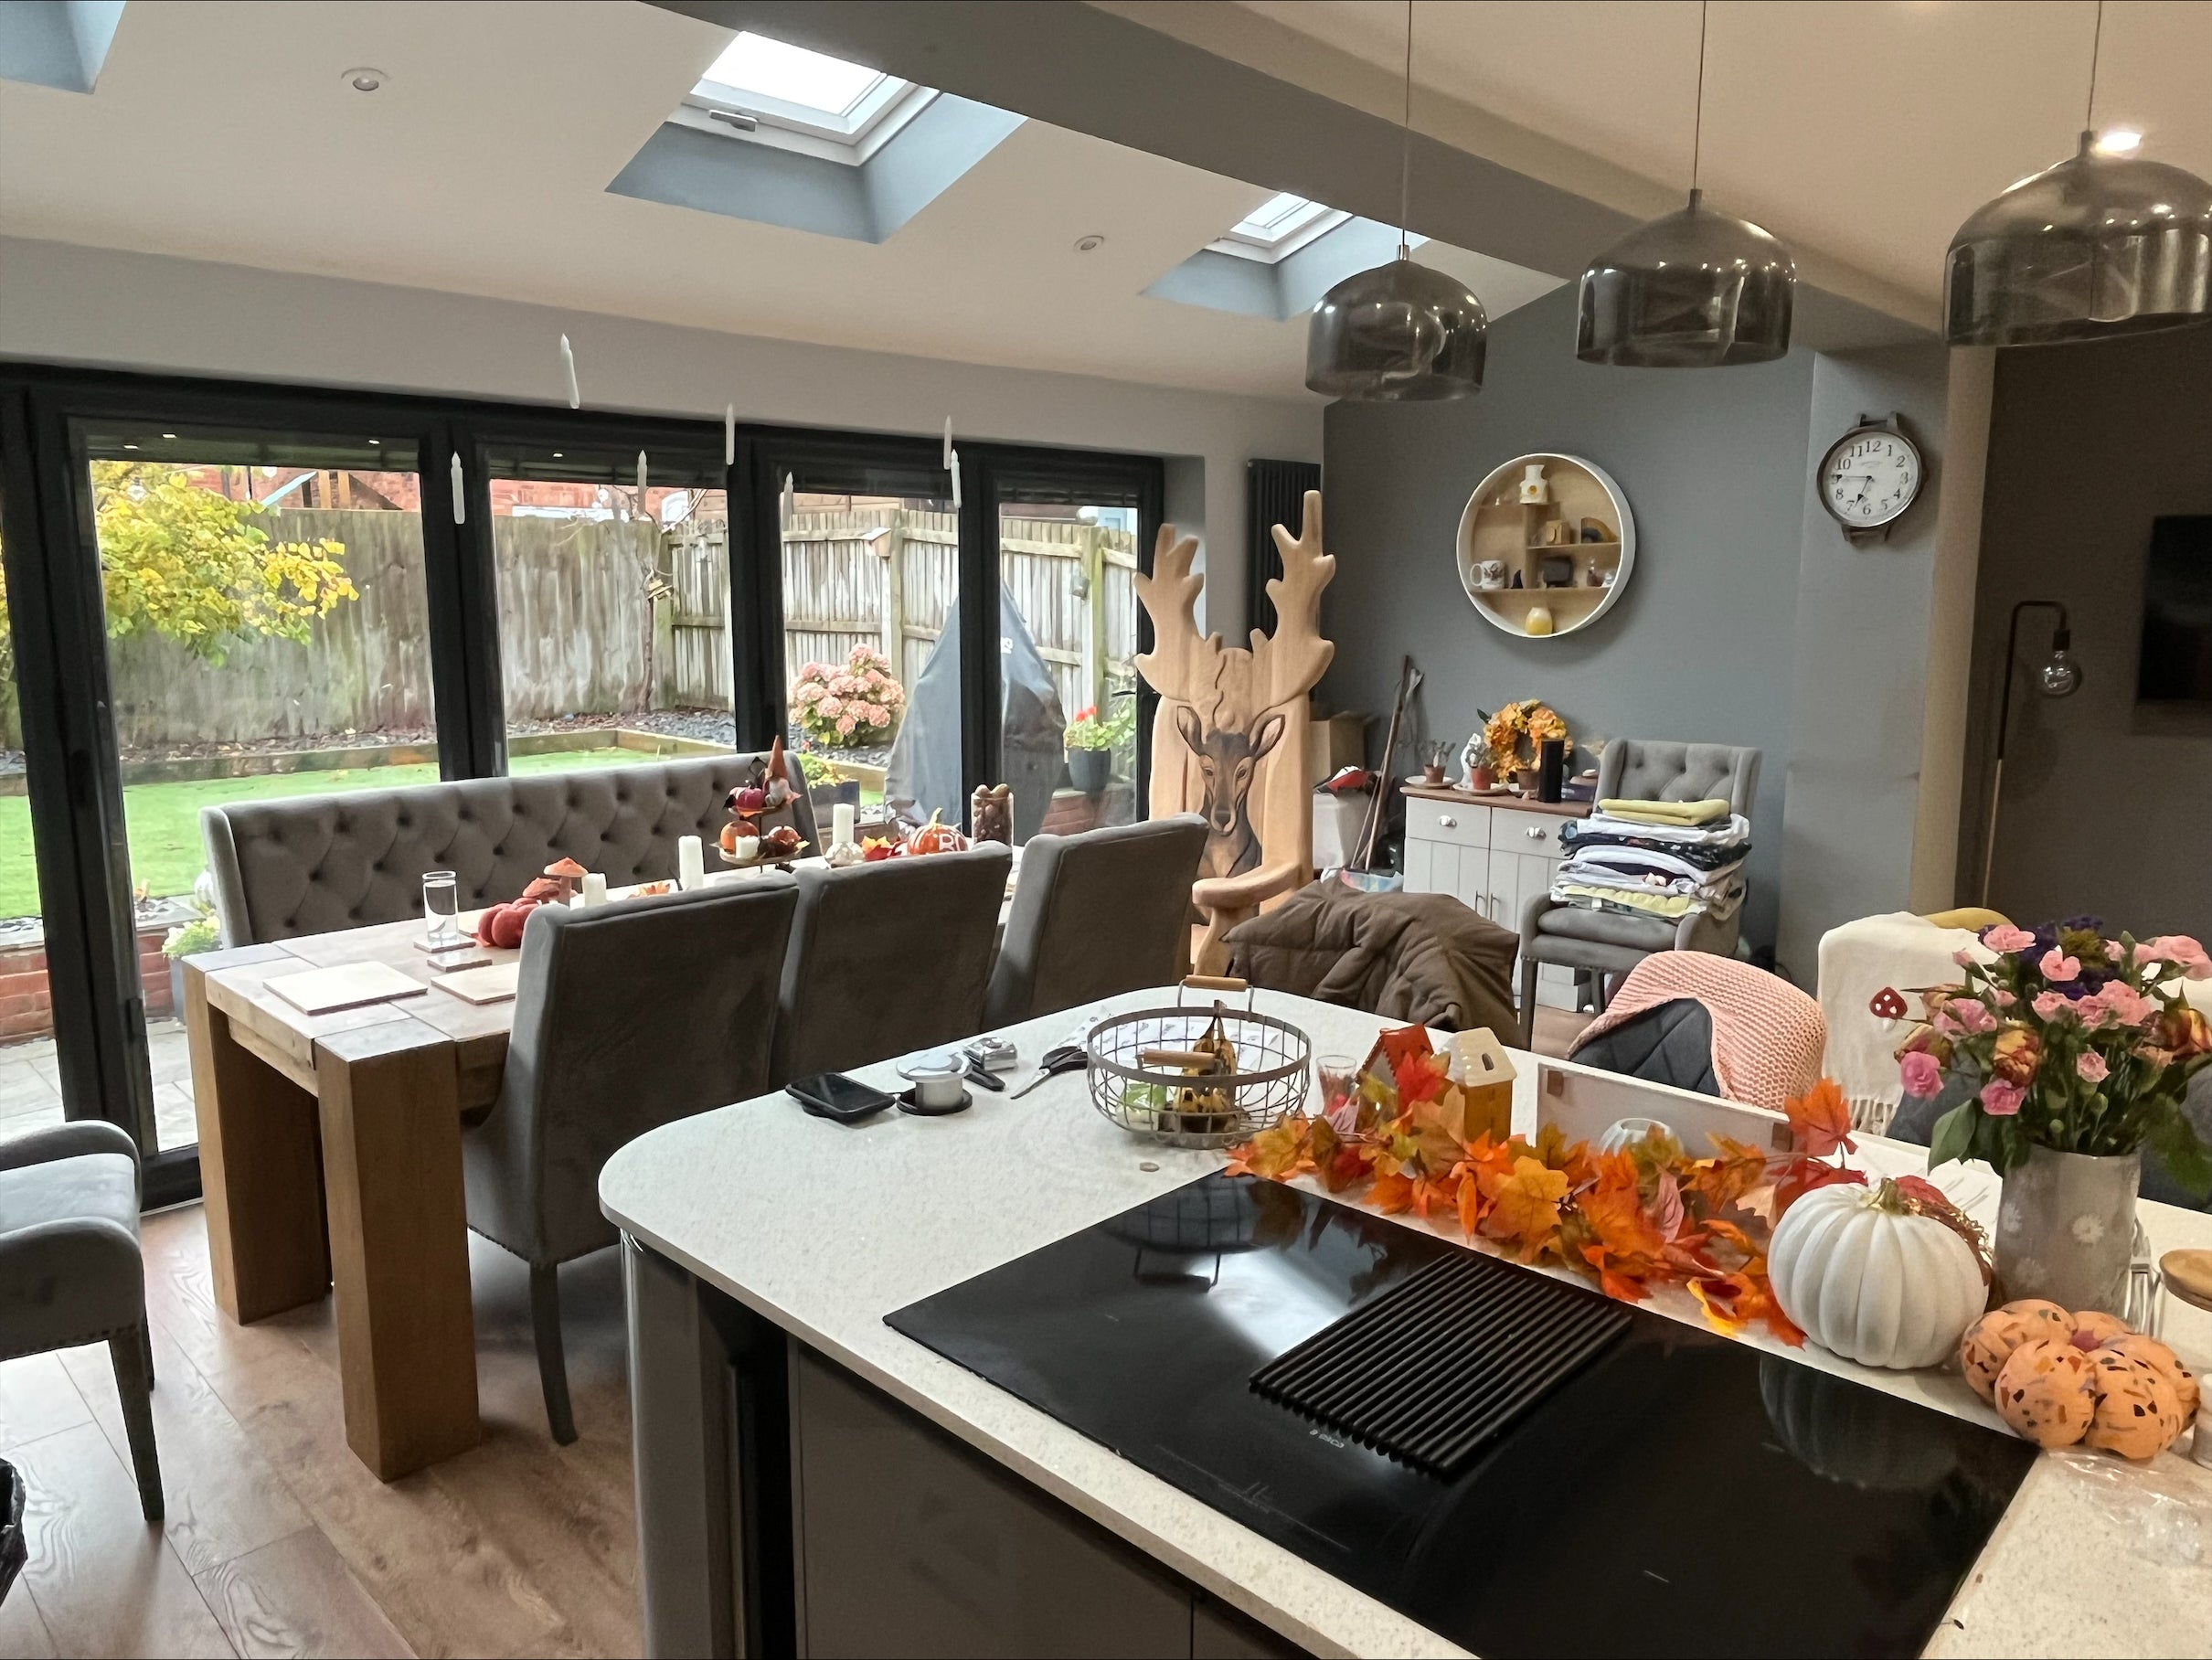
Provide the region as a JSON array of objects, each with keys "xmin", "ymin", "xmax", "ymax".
[{"xmin": 897, "ymin": 1049, "xmax": 968, "ymax": 1110}]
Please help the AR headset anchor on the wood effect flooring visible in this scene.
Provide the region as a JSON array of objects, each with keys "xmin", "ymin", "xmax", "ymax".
[{"xmin": 0, "ymin": 1208, "xmax": 639, "ymax": 1659}]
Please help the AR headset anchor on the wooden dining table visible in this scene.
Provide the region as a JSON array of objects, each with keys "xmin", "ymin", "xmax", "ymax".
[{"xmin": 183, "ymin": 860, "xmax": 1023, "ymax": 1482}]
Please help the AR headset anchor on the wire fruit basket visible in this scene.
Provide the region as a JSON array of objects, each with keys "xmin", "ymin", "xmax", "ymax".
[{"xmin": 1086, "ymin": 976, "xmax": 1313, "ymax": 1150}]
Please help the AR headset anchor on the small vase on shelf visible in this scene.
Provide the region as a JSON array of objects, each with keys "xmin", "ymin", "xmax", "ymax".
[
  {"xmin": 1469, "ymin": 765, "xmax": 1495, "ymax": 792},
  {"xmin": 1994, "ymin": 1144, "xmax": 2141, "ymax": 1315}
]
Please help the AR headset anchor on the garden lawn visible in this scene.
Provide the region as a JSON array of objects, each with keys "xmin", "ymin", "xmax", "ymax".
[{"xmin": 0, "ymin": 745, "xmax": 654, "ymax": 920}]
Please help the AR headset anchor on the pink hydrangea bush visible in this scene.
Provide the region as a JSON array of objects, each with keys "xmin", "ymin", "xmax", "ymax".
[
  {"xmin": 791, "ymin": 646, "xmax": 906, "ymax": 749},
  {"xmin": 1889, "ymin": 919, "xmax": 2212, "ymax": 1193}
]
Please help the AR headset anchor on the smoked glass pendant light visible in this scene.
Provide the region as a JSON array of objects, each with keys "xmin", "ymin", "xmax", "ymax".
[
  {"xmin": 1576, "ymin": 1, "xmax": 1794, "ymax": 367},
  {"xmin": 1304, "ymin": 0, "xmax": 1486, "ymax": 400},
  {"xmin": 1944, "ymin": 1, "xmax": 2212, "ymax": 346}
]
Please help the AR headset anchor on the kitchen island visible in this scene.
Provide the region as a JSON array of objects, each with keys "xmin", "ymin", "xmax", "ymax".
[{"xmin": 600, "ymin": 987, "xmax": 2212, "ymax": 1659}]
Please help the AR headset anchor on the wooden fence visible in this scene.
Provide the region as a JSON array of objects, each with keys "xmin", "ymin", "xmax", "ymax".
[{"xmin": 82, "ymin": 505, "xmax": 1135, "ymax": 750}]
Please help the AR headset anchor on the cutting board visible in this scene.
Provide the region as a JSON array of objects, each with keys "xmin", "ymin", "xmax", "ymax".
[
  {"xmin": 265, "ymin": 961, "xmax": 428, "ymax": 1016},
  {"xmin": 431, "ymin": 961, "xmax": 523, "ymax": 1006}
]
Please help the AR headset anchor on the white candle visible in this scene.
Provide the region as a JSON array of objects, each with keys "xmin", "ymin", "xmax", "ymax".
[
  {"xmin": 833, "ymin": 802, "xmax": 856, "ymax": 847},
  {"xmin": 733, "ymin": 834, "xmax": 760, "ymax": 863},
  {"xmin": 581, "ymin": 872, "xmax": 608, "ymax": 907},
  {"xmin": 2193, "ymin": 1402, "xmax": 2212, "ymax": 1469},
  {"xmin": 677, "ymin": 835, "xmax": 705, "ymax": 890}
]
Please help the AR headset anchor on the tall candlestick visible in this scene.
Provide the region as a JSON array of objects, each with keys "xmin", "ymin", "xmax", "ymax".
[{"xmin": 677, "ymin": 835, "xmax": 705, "ymax": 890}]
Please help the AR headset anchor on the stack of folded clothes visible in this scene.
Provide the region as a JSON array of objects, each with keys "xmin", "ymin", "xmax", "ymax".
[{"xmin": 1551, "ymin": 796, "xmax": 1749, "ymax": 925}]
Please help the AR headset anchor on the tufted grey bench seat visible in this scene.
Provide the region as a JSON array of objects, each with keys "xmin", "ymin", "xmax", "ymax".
[{"xmin": 200, "ymin": 750, "xmax": 815, "ymax": 946}]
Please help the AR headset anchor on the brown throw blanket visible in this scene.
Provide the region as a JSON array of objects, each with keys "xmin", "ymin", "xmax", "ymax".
[{"xmin": 1224, "ymin": 879, "xmax": 1519, "ymax": 1035}]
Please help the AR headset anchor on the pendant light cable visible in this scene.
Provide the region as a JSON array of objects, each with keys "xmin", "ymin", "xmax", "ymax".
[
  {"xmin": 1689, "ymin": 0, "xmax": 1707, "ymax": 202},
  {"xmin": 1398, "ymin": 0, "xmax": 1413, "ymax": 259},
  {"xmin": 2083, "ymin": 0, "xmax": 2103, "ymax": 131}
]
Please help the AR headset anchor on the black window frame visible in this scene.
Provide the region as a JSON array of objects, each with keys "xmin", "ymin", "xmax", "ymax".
[{"xmin": 0, "ymin": 362, "xmax": 1165, "ymax": 1209}]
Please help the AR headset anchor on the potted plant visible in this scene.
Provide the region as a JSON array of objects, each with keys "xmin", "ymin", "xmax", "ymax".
[
  {"xmin": 790, "ymin": 646, "xmax": 905, "ymax": 750},
  {"xmin": 1898, "ymin": 920, "xmax": 2212, "ymax": 1312},
  {"xmin": 162, "ymin": 911, "xmax": 220, "ymax": 1015},
  {"xmin": 1064, "ymin": 699, "xmax": 1135, "ymax": 796},
  {"xmin": 795, "ymin": 747, "xmax": 859, "ymax": 810}
]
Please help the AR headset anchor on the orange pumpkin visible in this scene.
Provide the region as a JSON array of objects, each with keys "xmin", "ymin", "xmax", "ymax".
[
  {"xmin": 2081, "ymin": 1350, "xmax": 2185, "ymax": 1461},
  {"xmin": 2101, "ymin": 1334, "xmax": 2199, "ymax": 1421},
  {"xmin": 905, "ymin": 809, "xmax": 968, "ymax": 857},
  {"xmin": 1959, "ymin": 1300, "xmax": 2075, "ymax": 1402},
  {"xmin": 1994, "ymin": 1338, "xmax": 2098, "ymax": 1448},
  {"xmin": 2067, "ymin": 1309, "xmax": 2131, "ymax": 1346}
]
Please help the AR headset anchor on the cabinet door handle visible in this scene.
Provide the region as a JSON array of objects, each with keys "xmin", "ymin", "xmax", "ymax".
[
  {"xmin": 1525, "ymin": 826, "xmax": 1546, "ymax": 839},
  {"xmin": 1491, "ymin": 893, "xmax": 1505, "ymax": 914},
  {"xmin": 1438, "ymin": 814, "xmax": 1457, "ymax": 828}
]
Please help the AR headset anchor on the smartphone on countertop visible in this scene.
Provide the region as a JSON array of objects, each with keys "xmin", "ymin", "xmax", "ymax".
[{"xmin": 787, "ymin": 1072, "xmax": 895, "ymax": 1124}]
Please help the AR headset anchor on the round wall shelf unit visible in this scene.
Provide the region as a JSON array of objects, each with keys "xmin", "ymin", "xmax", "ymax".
[{"xmin": 1456, "ymin": 453, "xmax": 1635, "ymax": 638}]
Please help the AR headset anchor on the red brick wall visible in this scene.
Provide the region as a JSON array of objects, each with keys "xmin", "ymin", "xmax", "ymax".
[{"xmin": 0, "ymin": 921, "xmax": 175, "ymax": 1043}]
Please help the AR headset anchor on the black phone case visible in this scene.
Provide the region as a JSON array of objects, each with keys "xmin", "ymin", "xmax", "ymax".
[{"xmin": 788, "ymin": 1074, "xmax": 893, "ymax": 1123}]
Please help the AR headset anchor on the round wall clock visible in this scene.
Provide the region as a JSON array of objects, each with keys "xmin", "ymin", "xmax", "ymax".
[{"xmin": 1818, "ymin": 417, "xmax": 1923, "ymax": 541}]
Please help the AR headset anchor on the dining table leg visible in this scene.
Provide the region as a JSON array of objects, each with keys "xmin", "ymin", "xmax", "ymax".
[
  {"xmin": 314, "ymin": 1018, "xmax": 482, "ymax": 1479},
  {"xmin": 183, "ymin": 956, "xmax": 333, "ymax": 1322}
]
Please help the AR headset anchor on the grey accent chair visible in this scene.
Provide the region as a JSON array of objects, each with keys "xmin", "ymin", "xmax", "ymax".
[
  {"xmin": 0, "ymin": 1122, "xmax": 160, "ymax": 1518},
  {"xmin": 202, "ymin": 750, "xmax": 814, "ymax": 945},
  {"xmin": 1516, "ymin": 740, "xmax": 1761, "ymax": 1048},
  {"xmin": 463, "ymin": 879, "xmax": 799, "ymax": 1443},
  {"xmin": 773, "ymin": 845, "xmax": 1014, "ymax": 1085},
  {"xmin": 982, "ymin": 815, "xmax": 1208, "ymax": 1029}
]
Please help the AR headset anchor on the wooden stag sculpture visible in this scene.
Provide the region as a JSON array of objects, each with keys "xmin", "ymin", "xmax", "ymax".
[{"xmin": 1135, "ymin": 489, "xmax": 1335, "ymax": 974}]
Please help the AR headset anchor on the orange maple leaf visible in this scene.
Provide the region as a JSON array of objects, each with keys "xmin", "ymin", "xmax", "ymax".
[
  {"xmin": 1578, "ymin": 1152, "xmax": 1665, "ymax": 1260},
  {"xmin": 1771, "ymin": 1155, "xmax": 1867, "ymax": 1220},
  {"xmin": 1394, "ymin": 1048, "xmax": 1448, "ymax": 1110},
  {"xmin": 1480, "ymin": 1157, "xmax": 1570, "ymax": 1261},
  {"xmin": 1784, "ymin": 1077, "xmax": 1856, "ymax": 1158},
  {"xmin": 1369, "ymin": 1168, "xmax": 1416, "ymax": 1215},
  {"xmin": 1682, "ymin": 1134, "xmax": 1769, "ymax": 1215},
  {"xmin": 1222, "ymin": 1116, "xmax": 1314, "ymax": 1182}
]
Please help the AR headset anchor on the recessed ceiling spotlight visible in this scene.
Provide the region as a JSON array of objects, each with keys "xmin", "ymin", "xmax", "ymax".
[
  {"xmin": 2093, "ymin": 127, "xmax": 2143, "ymax": 155},
  {"xmin": 342, "ymin": 67, "xmax": 387, "ymax": 93},
  {"xmin": 1073, "ymin": 234, "xmax": 1105, "ymax": 253}
]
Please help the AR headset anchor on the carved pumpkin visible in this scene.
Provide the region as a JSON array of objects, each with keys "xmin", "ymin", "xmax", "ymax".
[
  {"xmin": 1994, "ymin": 1337, "xmax": 2099, "ymax": 1447},
  {"xmin": 1767, "ymin": 1178, "xmax": 1986, "ymax": 1369},
  {"xmin": 904, "ymin": 810, "xmax": 968, "ymax": 857},
  {"xmin": 1959, "ymin": 1300, "xmax": 2076, "ymax": 1402}
]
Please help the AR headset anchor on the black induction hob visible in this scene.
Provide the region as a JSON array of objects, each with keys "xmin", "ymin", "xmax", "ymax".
[{"xmin": 886, "ymin": 1173, "xmax": 2035, "ymax": 1660}]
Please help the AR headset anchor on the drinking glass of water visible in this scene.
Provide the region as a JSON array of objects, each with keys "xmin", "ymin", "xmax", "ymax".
[{"xmin": 423, "ymin": 870, "xmax": 460, "ymax": 949}]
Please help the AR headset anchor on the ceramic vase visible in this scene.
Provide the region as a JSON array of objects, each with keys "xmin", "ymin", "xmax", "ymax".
[{"xmin": 1994, "ymin": 1143, "xmax": 2140, "ymax": 1315}]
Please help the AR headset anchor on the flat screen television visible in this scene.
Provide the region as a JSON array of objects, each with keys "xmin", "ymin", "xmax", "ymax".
[{"xmin": 2138, "ymin": 514, "xmax": 2212, "ymax": 704}]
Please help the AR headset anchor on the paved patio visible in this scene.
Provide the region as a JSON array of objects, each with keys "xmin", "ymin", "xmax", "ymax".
[{"xmin": 0, "ymin": 1017, "xmax": 197, "ymax": 1152}]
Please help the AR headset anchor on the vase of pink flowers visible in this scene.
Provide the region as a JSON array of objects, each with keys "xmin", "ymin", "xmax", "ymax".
[{"xmin": 1894, "ymin": 920, "xmax": 2212, "ymax": 1313}]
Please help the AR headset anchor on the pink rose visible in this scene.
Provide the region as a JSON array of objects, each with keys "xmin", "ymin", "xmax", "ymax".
[
  {"xmin": 2076, "ymin": 1051, "xmax": 2109, "ymax": 1083},
  {"xmin": 1954, "ymin": 1000, "xmax": 1998, "ymax": 1035},
  {"xmin": 2039, "ymin": 948, "xmax": 2081, "ymax": 983},
  {"xmin": 1983, "ymin": 924, "xmax": 2037, "ymax": 953},
  {"xmin": 1979, "ymin": 1078, "xmax": 2026, "ymax": 1116},
  {"xmin": 1898, "ymin": 1050, "xmax": 1943, "ymax": 1098},
  {"xmin": 2032, "ymin": 990, "xmax": 2076, "ymax": 1021},
  {"xmin": 2141, "ymin": 935, "xmax": 2212, "ymax": 980}
]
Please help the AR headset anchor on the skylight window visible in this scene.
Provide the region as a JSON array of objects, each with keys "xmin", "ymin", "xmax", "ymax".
[
  {"xmin": 1209, "ymin": 193, "xmax": 1353, "ymax": 263},
  {"xmin": 682, "ymin": 31, "xmax": 933, "ymax": 164}
]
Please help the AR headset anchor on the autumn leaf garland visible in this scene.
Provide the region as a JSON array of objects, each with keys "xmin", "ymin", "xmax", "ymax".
[{"xmin": 1224, "ymin": 1047, "xmax": 1927, "ymax": 1348}]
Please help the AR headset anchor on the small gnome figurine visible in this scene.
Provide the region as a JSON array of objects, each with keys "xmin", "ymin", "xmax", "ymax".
[
  {"xmin": 726, "ymin": 736, "xmax": 798, "ymax": 837},
  {"xmin": 970, "ymin": 782, "xmax": 1013, "ymax": 846}
]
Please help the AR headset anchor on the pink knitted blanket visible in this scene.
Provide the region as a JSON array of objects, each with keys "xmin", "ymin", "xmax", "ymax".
[{"xmin": 1567, "ymin": 952, "xmax": 1826, "ymax": 1112}]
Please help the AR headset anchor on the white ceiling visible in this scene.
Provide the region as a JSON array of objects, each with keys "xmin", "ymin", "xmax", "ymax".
[
  {"xmin": 0, "ymin": 0, "xmax": 1554, "ymax": 401},
  {"xmin": 1225, "ymin": 0, "xmax": 2212, "ymax": 320}
]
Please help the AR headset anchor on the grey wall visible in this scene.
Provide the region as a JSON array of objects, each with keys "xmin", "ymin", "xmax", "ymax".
[
  {"xmin": 1319, "ymin": 285, "xmax": 1816, "ymax": 954},
  {"xmin": 1962, "ymin": 324, "xmax": 2212, "ymax": 941},
  {"xmin": 1776, "ymin": 343, "xmax": 1957, "ymax": 976}
]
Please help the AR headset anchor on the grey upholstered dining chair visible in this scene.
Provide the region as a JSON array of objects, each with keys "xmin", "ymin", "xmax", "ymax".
[
  {"xmin": 463, "ymin": 879, "xmax": 799, "ymax": 1443},
  {"xmin": 772, "ymin": 845, "xmax": 1013, "ymax": 1085},
  {"xmin": 1516, "ymin": 740, "xmax": 1761, "ymax": 1048},
  {"xmin": 982, "ymin": 815, "xmax": 1208, "ymax": 1028},
  {"xmin": 0, "ymin": 1122, "xmax": 161, "ymax": 1518}
]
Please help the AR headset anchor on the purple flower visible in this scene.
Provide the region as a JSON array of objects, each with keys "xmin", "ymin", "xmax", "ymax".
[{"xmin": 1979, "ymin": 1078, "xmax": 2026, "ymax": 1117}]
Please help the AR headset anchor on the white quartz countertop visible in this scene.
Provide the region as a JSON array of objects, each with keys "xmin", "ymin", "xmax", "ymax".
[{"xmin": 600, "ymin": 988, "xmax": 2212, "ymax": 1660}]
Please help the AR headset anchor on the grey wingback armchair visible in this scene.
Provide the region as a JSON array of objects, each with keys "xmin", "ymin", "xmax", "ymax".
[
  {"xmin": 464, "ymin": 879, "xmax": 799, "ymax": 1443},
  {"xmin": 773, "ymin": 846, "xmax": 1012, "ymax": 1085},
  {"xmin": 202, "ymin": 750, "xmax": 814, "ymax": 946},
  {"xmin": 0, "ymin": 1122, "xmax": 161, "ymax": 1518},
  {"xmin": 1516, "ymin": 740, "xmax": 1760, "ymax": 1047},
  {"xmin": 982, "ymin": 815, "xmax": 1208, "ymax": 1028}
]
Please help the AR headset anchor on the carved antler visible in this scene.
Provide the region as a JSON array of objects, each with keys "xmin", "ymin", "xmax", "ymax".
[{"xmin": 1133, "ymin": 495, "xmax": 1335, "ymax": 724}]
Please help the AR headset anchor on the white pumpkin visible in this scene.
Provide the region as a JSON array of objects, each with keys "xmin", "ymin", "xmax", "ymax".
[{"xmin": 1768, "ymin": 1179, "xmax": 1986, "ymax": 1369}]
